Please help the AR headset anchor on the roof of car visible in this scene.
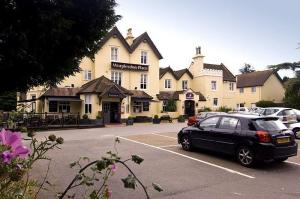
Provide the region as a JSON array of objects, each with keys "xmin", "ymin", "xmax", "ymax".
[{"xmin": 262, "ymin": 107, "xmax": 292, "ymax": 110}]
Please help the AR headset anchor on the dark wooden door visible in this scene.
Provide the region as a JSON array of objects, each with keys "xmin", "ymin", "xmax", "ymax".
[{"xmin": 103, "ymin": 102, "xmax": 110, "ymax": 124}]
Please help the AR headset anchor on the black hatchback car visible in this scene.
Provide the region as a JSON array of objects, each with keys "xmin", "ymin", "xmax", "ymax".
[{"xmin": 177, "ymin": 114, "xmax": 298, "ymax": 167}]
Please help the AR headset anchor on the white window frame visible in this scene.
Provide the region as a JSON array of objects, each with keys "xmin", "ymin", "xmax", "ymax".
[
  {"xmin": 111, "ymin": 71, "xmax": 122, "ymax": 85},
  {"xmin": 84, "ymin": 95, "xmax": 92, "ymax": 114},
  {"xmin": 140, "ymin": 74, "xmax": 147, "ymax": 90},
  {"xmin": 211, "ymin": 81, "xmax": 217, "ymax": 91},
  {"xmin": 251, "ymin": 87, "xmax": 256, "ymax": 93},
  {"xmin": 182, "ymin": 80, "xmax": 188, "ymax": 90},
  {"xmin": 165, "ymin": 79, "xmax": 171, "ymax": 89},
  {"xmin": 213, "ymin": 98, "xmax": 218, "ymax": 107},
  {"xmin": 141, "ymin": 51, "xmax": 148, "ymax": 64},
  {"xmin": 111, "ymin": 47, "xmax": 119, "ymax": 61},
  {"xmin": 229, "ymin": 82, "xmax": 234, "ymax": 91},
  {"xmin": 84, "ymin": 70, "xmax": 92, "ymax": 81},
  {"xmin": 162, "ymin": 100, "xmax": 168, "ymax": 112}
]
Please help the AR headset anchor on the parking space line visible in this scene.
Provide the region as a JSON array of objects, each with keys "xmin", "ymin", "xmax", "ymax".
[
  {"xmin": 119, "ymin": 136, "xmax": 255, "ymax": 179},
  {"xmin": 286, "ymin": 161, "xmax": 300, "ymax": 166},
  {"xmin": 159, "ymin": 144, "xmax": 180, "ymax": 148},
  {"xmin": 151, "ymin": 133, "xmax": 177, "ymax": 140}
]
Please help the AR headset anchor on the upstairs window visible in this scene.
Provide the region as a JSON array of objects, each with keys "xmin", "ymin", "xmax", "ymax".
[
  {"xmin": 239, "ymin": 88, "xmax": 244, "ymax": 93},
  {"xmin": 140, "ymin": 74, "xmax": 147, "ymax": 89},
  {"xmin": 211, "ymin": 81, "xmax": 217, "ymax": 90},
  {"xmin": 182, "ymin": 80, "xmax": 188, "ymax": 90},
  {"xmin": 229, "ymin": 82, "xmax": 234, "ymax": 91},
  {"xmin": 111, "ymin": 47, "xmax": 118, "ymax": 61},
  {"xmin": 165, "ymin": 79, "xmax": 171, "ymax": 89},
  {"xmin": 84, "ymin": 70, "xmax": 92, "ymax": 81},
  {"xmin": 251, "ymin": 87, "xmax": 256, "ymax": 93},
  {"xmin": 141, "ymin": 51, "xmax": 148, "ymax": 64},
  {"xmin": 111, "ymin": 71, "xmax": 122, "ymax": 85}
]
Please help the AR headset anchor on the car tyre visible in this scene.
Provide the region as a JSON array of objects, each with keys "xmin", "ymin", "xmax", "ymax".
[
  {"xmin": 181, "ymin": 135, "xmax": 192, "ymax": 151},
  {"xmin": 236, "ymin": 146, "xmax": 255, "ymax": 167},
  {"xmin": 274, "ymin": 157, "xmax": 288, "ymax": 163}
]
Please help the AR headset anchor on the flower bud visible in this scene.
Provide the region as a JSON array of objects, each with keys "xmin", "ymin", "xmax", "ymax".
[
  {"xmin": 56, "ymin": 137, "xmax": 64, "ymax": 144},
  {"xmin": 27, "ymin": 131, "xmax": 36, "ymax": 137},
  {"xmin": 48, "ymin": 134, "xmax": 56, "ymax": 142}
]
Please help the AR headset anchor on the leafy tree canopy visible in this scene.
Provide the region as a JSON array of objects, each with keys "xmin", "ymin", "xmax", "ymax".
[
  {"xmin": 284, "ymin": 78, "xmax": 300, "ymax": 109},
  {"xmin": 0, "ymin": 91, "xmax": 16, "ymax": 111},
  {"xmin": 0, "ymin": 0, "xmax": 120, "ymax": 93},
  {"xmin": 239, "ymin": 63, "xmax": 255, "ymax": 74}
]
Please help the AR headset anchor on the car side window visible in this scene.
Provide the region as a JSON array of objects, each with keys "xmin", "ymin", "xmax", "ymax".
[
  {"xmin": 200, "ymin": 117, "xmax": 220, "ymax": 128},
  {"xmin": 277, "ymin": 111, "xmax": 283, "ymax": 116},
  {"xmin": 218, "ymin": 117, "xmax": 239, "ymax": 130}
]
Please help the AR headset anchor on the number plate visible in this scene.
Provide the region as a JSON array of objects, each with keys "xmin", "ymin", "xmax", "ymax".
[{"xmin": 277, "ymin": 137, "xmax": 290, "ymax": 144}]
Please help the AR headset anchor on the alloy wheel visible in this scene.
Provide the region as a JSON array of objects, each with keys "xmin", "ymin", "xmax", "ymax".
[
  {"xmin": 237, "ymin": 146, "xmax": 254, "ymax": 167},
  {"xmin": 294, "ymin": 129, "xmax": 300, "ymax": 139},
  {"xmin": 181, "ymin": 136, "xmax": 191, "ymax": 151}
]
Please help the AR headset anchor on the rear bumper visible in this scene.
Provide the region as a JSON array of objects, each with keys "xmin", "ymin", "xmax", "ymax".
[{"xmin": 254, "ymin": 142, "xmax": 298, "ymax": 161}]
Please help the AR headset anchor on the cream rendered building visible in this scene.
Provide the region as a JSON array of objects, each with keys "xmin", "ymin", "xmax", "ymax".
[
  {"xmin": 18, "ymin": 28, "xmax": 238, "ymax": 123},
  {"xmin": 236, "ymin": 70, "xmax": 285, "ymax": 108},
  {"xmin": 158, "ymin": 47, "xmax": 237, "ymax": 118}
]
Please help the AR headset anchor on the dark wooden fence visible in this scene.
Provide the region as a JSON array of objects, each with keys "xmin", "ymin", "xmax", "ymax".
[{"xmin": 0, "ymin": 112, "xmax": 80, "ymax": 129}]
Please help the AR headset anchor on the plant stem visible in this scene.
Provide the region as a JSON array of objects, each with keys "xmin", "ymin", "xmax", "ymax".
[{"xmin": 115, "ymin": 160, "xmax": 150, "ymax": 199}]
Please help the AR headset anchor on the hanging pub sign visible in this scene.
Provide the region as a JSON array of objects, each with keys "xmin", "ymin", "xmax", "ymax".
[
  {"xmin": 111, "ymin": 62, "xmax": 149, "ymax": 71},
  {"xmin": 186, "ymin": 92, "xmax": 194, "ymax": 100}
]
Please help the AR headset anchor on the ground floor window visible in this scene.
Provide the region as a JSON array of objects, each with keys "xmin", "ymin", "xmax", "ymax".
[
  {"xmin": 85, "ymin": 95, "xmax": 92, "ymax": 114},
  {"xmin": 213, "ymin": 98, "xmax": 218, "ymax": 107},
  {"xmin": 133, "ymin": 101, "xmax": 150, "ymax": 113},
  {"xmin": 162, "ymin": 99, "xmax": 176, "ymax": 112},
  {"xmin": 162, "ymin": 100, "xmax": 168, "ymax": 112},
  {"xmin": 49, "ymin": 101, "xmax": 58, "ymax": 112},
  {"xmin": 59, "ymin": 102, "xmax": 70, "ymax": 113}
]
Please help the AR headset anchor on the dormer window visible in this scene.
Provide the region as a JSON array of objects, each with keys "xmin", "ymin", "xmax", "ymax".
[
  {"xmin": 111, "ymin": 47, "xmax": 118, "ymax": 61},
  {"xmin": 141, "ymin": 51, "xmax": 147, "ymax": 64}
]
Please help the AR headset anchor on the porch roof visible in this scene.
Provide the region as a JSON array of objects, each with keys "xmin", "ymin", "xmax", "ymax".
[
  {"xmin": 130, "ymin": 90, "xmax": 153, "ymax": 101},
  {"xmin": 48, "ymin": 97, "xmax": 82, "ymax": 102}
]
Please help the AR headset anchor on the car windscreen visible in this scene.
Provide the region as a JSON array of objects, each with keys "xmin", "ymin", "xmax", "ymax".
[{"xmin": 253, "ymin": 118, "xmax": 287, "ymax": 131}]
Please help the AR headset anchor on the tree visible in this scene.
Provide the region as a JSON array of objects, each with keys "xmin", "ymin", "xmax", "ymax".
[
  {"xmin": 239, "ymin": 63, "xmax": 255, "ymax": 74},
  {"xmin": 0, "ymin": 0, "xmax": 120, "ymax": 93},
  {"xmin": 0, "ymin": 91, "xmax": 16, "ymax": 111}
]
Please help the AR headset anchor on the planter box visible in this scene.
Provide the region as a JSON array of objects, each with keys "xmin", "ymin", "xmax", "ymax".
[
  {"xmin": 126, "ymin": 119, "xmax": 134, "ymax": 126},
  {"xmin": 152, "ymin": 118, "xmax": 161, "ymax": 124},
  {"xmin": 94, "ymin": 118, "xmax": 104, "ymax": 126},
  {"xmin": 177, "ymin": 118, "xmax": 186, "ymax": 123},
  {"xmin": 79, "ymin": 119, "xmax": 91, "ymax": 125}
]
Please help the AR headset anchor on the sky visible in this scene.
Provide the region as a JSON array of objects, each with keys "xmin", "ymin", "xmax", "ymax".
[{"xmin": 115, "ymin": 0, "xmax": 299, "ymax": 77}]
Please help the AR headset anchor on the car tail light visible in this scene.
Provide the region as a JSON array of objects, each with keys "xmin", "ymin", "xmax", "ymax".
[{"xmin": 256, "ymin": 131, "xmax": 271, "ymax": 143}]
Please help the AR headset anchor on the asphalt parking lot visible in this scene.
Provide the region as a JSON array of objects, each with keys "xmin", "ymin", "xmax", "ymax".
[{"xmin": 33, "ymin": 123, "xmax": 300, "ymax": 199}]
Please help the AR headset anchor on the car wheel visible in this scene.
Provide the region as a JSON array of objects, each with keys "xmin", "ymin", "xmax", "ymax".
[
  {"xmin": 181, "ymin": 135, "xmax": 192, "ymax": 151},
  {"xmin": 236, "ymin": 146, "xmax": 255, "ymax": 167},
  {"xmin": 293, "ymin": 128, "xmax": 300, "ymax": 139},
  {"xmin": 275, "ymin": 157, "xmax": 288, "ymax": 163}
]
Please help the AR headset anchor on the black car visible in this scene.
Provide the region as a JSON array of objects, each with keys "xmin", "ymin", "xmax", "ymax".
[{"xmin": 178, "ymin": 114, "xmax": 298, "ymax": 167}]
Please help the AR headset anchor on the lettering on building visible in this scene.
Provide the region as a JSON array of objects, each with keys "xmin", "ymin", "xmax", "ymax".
[{"xmin": 111, "ymin": 62, "xmax": 149, "ymax": 71}]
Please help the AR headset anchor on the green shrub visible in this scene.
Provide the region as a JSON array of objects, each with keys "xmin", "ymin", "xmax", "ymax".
[
  {"xmin": 166, "ymin": 99, "xmax": 176, "ymax": 112},
  {"xmin": 82, "ymin": 114, "xmax": 89, "ymax": 120},
  {"xmin": 198, "ymin": 107, "xmax": 211, "ymax": 112},
  {"xmin": 216, "ymin": 106, "xmax": 232, "ymax": 113},
  {"xmin": 154, "ymin": 115, "xmax": 159, "ymax": 119},
  {"xmin": 256, "ymin": 100, "xmax": 276, "ymax": 108}
]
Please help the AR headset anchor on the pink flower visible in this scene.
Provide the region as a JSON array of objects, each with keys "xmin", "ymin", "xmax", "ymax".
[
  {"xmin": 111, "ymin": 164, "xmax": 117, "ymax": 172},
  {"xmin": 0, "ymin": 129, "xmax": 30, "ymax": 163}
]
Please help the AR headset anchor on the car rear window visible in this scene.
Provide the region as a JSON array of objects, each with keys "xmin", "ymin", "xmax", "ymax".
[{"xmin": 253, "ymin": 118, "xmax": 287, "ymax": 131}]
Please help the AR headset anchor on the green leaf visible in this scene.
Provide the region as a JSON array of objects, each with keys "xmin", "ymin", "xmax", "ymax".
[
  {"xmin": 69, "ymin": 162, "xmax": 77, "ymax": 168},
  {"xmin": 121, "ymin": 174, "xmax": 136, "ymax": 189},
  {"xmin": 89, "ymin": 190, "xmax": 97, "ymax": 199},
  {"xmin": 131, "ymin": 155, "xmax": 144, "ymax": 165},
  {"xmin": 96, "ymin": 160, "xmax": 107, "ymax": 171},
  {"xmin": 152, "ymin": 183, "xmax": 163, "ymax": 192}
]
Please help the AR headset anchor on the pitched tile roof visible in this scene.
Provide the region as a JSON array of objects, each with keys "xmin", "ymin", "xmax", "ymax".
[
  {"xmin": 99, "ymin": 27, "xmax": 163, "ymax": 59},
  {"xmin": 157, "ymin": 91, "xmax": 206, "ymax": 101},
  {"xmin": 159, "ymin": 67, "xmax": 193, "ymax": 80},
  {"xmin": 130, "ymin": 90, "xmax": 153, "ymax": 100},
  {"xmin": 41, "ymin": 87, "xmax": 80, "ymax": 97},
  {"xmin": 78, "ymin": 76, "xmax": 131, "ymax": 95},
  {"xmin": 204, "ymin": 63, "xmax": 236, "ymax": 82},
  {"xmin": 236, "ymin": 70, "xmax": 282, "ymax": 88}
]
